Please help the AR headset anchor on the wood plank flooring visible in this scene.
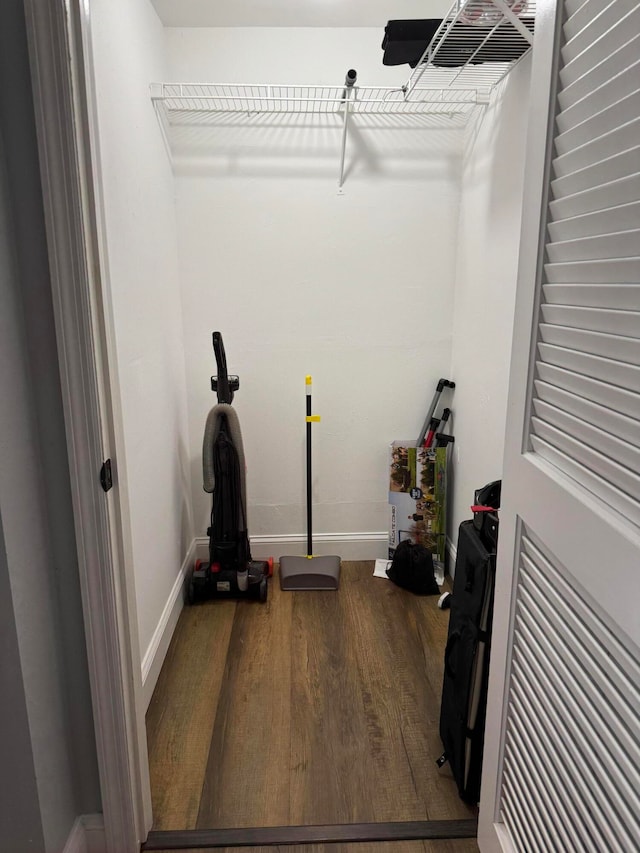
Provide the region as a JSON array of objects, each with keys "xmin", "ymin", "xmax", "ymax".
[{"xmin": 146, "ymin": 562, "xmax": 476, "ymax": 834}]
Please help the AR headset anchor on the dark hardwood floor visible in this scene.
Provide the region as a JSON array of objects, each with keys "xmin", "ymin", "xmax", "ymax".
[{"xmin": 146, "ymin": 562, "xmax": 476, "ymax": 835}]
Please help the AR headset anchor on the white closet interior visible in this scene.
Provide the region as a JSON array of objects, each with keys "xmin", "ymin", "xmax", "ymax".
[{"xmin": 87, "ymin": 0, "xmax": 536, "ymax": 702}]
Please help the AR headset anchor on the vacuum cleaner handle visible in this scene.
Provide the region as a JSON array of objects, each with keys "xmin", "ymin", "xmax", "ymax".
[{"xmin": 212, "ymin": 331, "xmax": 232, "ymax": 404}]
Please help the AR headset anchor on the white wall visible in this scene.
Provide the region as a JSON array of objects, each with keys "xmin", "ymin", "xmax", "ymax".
[
  {"xmin": 164, "ymin": 26, "xmax": 424, "ymax": 86},
  {"xmin": 90, "ymin": 0, "xmax": 192, "ymax": 661},
  {"xmin": 165, "ymin": 28, "xmax": 465, "ymax": 552},
  {"xmin": 449, "ymin": 56, "xmax": 532, "ymax": 546}
]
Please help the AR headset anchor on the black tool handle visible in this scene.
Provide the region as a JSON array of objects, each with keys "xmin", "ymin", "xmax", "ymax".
[
  {"xmin": 417, "ymin": 378, "xmax": 455, "ymax": 447},
  {"xmin": 435, "ymin": 432, "xmax": 455, "ymax": 447},
  {"xmin": 213, "ymin": 331, "xmax": 231, "ymax": 403},
  {"xmin": 306, "ymin": 382, "xmax": 313, "ymax": 557}
]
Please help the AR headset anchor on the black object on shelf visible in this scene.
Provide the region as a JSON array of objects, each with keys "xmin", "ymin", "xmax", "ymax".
[
  {"xmin": 382, "ymin": 20, "xmax": 443, "ymax": 68},
  {"xmin": 382, "ymin": 17, "xmax": 535, "ymax": 70}
]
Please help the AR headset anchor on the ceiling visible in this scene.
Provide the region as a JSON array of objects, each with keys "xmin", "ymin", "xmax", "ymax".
[{"xmin": 150, "ymin": 0, "xmax": 452, "ymax": 28}]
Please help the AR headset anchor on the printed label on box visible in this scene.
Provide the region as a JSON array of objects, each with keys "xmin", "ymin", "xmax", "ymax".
[{"xmin": 388, "ymin": 441, "xmax": 447, "ymax": 565}]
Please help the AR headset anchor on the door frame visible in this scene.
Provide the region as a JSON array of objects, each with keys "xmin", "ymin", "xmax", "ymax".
[
  {"xmin": 24, "ymin": 0, "xmax": 561, "ymax": 850},
  {"xmin": 23, "ymin": 1, "xmax": 151, "ymax": 850},
  {"xmin": 477, "ymin": 1, "xmax": 563, "ymax": 849}
]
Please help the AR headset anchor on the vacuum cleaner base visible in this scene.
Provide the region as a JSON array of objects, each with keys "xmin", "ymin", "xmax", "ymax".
[{"xmin": 279, "ymin": 555, "xmax": 341, "ymax": 591}]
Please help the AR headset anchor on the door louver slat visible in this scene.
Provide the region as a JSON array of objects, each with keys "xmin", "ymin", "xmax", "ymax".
[
  {"xmin": 542, "ymin": 304, "xmax": 639, "ymax": 335},
  {"xmin": 531, "ymin": 417, "xmax": 640, "ymax": 500},
  {"xmin": 534, "ymin": 380, "xmax": 640, "ymax": 447},
  {"xmin": 520, "ymin": 542, "xmax": 640, "ymax": 708},
  {"xmin": 502, "ymin": 780, "xmax": 548, "ymax": 851},
  {"xmin": 509, "ymin": 682, "xmax": 608, "ymax": 853},
  {"xmin": 532, "ymin": 399, "xmax": 640, "ymax": 472},
  {"xmin": 546, "ymin": 228, "xmax": 640, "ymax": 261},
  {"xmin": 540, "ymin": 303, "xmax": 640, "ymax": 335},
  {"xmin": 536, "ymin": 361, "xmax": 640, "ymax": 417},
  {"xmin": 551, "ymin": 147, "xmax": 640, "ymax": 197},
  {"xmin": 514, "ymin": 579, "xmax": 640, "ymax": 829},
  {"xmin": 544, "ymin": 256, "xmax": 640, "ymax": 282},
  {"xmin": 518, "ymin": 576, "xmax": 639, "ymax": 753},
  {"xmin": 557, "ymin": 63, "xmax": 640, "ymax": 133},
  {"xmin": 555, "ymin": 90, "xmax": 640, "ymax": 154},
  {"xmin": 542, "ymin": 284, "xmax": 640, "ymax": 309},
  {"xmin": 502, "ymin": 732, "xmax": 570, "ymax": 849},
  {"xmin": 509, "ymin": 679, "xmax": 621, "ymax": 852},
  {"xmin": 549, "ymin": 173, "xmax": 640, "ymax": 219},
  {"xmin": 547, "ymin": 203, "xmax": 640, "ymax": 241},
  {"xmin": 501, "ymin": 786, "xmax": 538, "ymax": 852},
  {"xmin": 531, "ymin": 0, "xmax": 640, "ymax": 528},
  {"xmin": 539, "ymin": 324, "xmax": 639, "ymax": 364},
  {"xmin": 500, "ymin": 534, "xmax": 640, "ymax": 852},
  {"xmin": 562, "ymin": 0, "xmax": 638, "ymax": 51},
  {"xmin": 563, "ymin": 0, "xmax": 622, "ymax": 40},
  {"xmin": 530, "ymin": 435, "xmax": 640, "ymax": 525},
  {"xmin": 537, "ymin": 342, "xmax": 640, "ymax": 390},
  {"xmin": 559, "ymin": 32, "xmax": 640, "ymax": 107},
  {"xmin": 510, "ymin": 666, "xmax": 633, "ymax": 851},
  {"xmin": 560, "ymin": 5, "xmax": 640, "ymax": 72},
  {"xmin": 553, "ymin": 118, "xmax": 640, "ymax": 178}
]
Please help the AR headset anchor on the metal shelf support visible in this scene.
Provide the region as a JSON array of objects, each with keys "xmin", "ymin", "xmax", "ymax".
[{"xmin": 338, "ymin": 70, "xmax": 357, "ymax": 190}]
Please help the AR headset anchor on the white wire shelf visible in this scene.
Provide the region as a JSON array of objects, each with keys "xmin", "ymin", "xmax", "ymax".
[
  {"xmin": 151, "ymin": 0, "xmax": 535, "ymax": 121},
  {"xmin": 406, "ymin": 0, "xmax": 536, "ymax": 93},
  {"xmin": 151, "ymin": 84, "xmax": 482, "ymax": 119},
  {"xmin": 151, "ymin": 0, "xmax": 536, "ymax": 186}
]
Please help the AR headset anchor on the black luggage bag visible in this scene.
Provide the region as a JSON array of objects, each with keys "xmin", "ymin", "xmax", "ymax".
[{"xmin": 438, "ymin": 488, "xmax": 499, "ymax": 804}]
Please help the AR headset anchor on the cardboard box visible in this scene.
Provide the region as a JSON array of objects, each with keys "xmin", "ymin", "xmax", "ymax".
[{"xmin": 388, "ymin": 441, "xmax": 448, "ymax": 574}]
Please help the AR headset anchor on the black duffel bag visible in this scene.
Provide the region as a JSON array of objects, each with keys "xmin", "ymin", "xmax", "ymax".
[{"xmin": 387, "ymin": 539, "xmax": 439, "ymax": 595}]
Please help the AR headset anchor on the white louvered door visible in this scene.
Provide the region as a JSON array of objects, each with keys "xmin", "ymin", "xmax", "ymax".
[{"xmin": 478, "ymin": 1, "xmax": 640, "ymax": 851}]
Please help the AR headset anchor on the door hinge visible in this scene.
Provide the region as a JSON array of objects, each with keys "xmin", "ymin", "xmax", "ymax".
[{"xmin": 100, "ymin": 458, "xmax": 113, "ymax": 492}]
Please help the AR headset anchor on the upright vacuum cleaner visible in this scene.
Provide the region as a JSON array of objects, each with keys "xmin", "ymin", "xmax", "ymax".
[{"xmin": 187, "ymin": 332, "xmax": 273, "ymax": 604}]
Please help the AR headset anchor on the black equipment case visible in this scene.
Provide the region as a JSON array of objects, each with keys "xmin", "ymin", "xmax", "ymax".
[{"xmin": 438, "ymin": 482, "xmax": 500, "ymax": 803}]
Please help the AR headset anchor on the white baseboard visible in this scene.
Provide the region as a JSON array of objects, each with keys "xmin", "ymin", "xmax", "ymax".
[
  {"xmin": 62, "ymin": 814, "xmax": 105, "ymax": 853},
  {"xmin": 195, "ymin": 532, "xmax": 388, "ymax": 563},
  {"xmin": 141, "ymin": 539, "xmax": 196, "ymax": 710},
  {"xmin": 83, "ymin": 815, "xmax": 106, "ymax": 853}
]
